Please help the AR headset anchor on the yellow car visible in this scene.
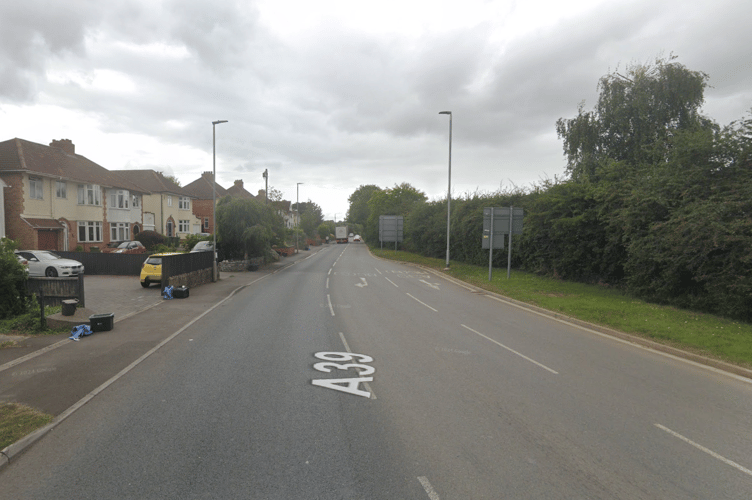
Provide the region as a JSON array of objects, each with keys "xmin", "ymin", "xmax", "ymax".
[{"xmin": 140, "ymin": 252, "xmax": 181, "ymax": 288}]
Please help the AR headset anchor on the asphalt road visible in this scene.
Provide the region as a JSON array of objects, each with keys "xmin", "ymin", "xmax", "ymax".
[{"xmin": 2, "ymin": 243, "xmax": 752, "ymax": 499}]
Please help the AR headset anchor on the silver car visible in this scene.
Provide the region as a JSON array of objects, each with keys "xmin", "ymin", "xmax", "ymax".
[{"xmin": 15, "ymin": 250, "xmax": 85, "ymax": 277}]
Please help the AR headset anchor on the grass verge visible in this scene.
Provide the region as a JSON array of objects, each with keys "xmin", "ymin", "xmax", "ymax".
[
  {"xmin": 370, "ymin": 247, "xmax": 752, "ymax": 370},
  {"xmin": 0, "ymin": 403, "xmax": 53, "ymax": 450}
]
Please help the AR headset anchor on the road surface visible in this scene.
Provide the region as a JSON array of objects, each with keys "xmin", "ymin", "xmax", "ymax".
[{"xmin": 2, "ymin": 243, "xmax": 751, "ymax": 498}]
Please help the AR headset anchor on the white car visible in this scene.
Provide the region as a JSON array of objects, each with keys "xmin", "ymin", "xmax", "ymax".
[{"xmin": 15, "ymin": 250, "xmax": 85, "ymax": 277}]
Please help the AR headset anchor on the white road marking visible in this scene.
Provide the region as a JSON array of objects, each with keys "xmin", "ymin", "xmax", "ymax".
[
  {"xmin": 355, "ymin": 278, "xmax": 368, "ymax": 288},
  {"xmin": 484, "ymin": 295, "xmax": 752, "ymax": 385},
  {"xmin": 385, "ymin": 277, "xmax": 399, "ymax": 288},
  {"xmin": 420, "ymin": 279, "xmax": 441, "ymax": 290},
  {"xmin": 655, "ymin": 424, "xmax": 752, "ymax": 477},
  {"xmin": 375, "ymin": 268, "xmax": 382, "ymax": 275},
  {"xmin": 326, "ymin": 277, "xmax": 329, "ymax": 289},
  {"xmin": 337, "ymin": 332, "xmax": 376, "ymax": 399},
  {"xmin": 461, "ymin": 324, "xmax": 559, "ymax": 374},
  {"xmin": 407, "ymin": 293, "xmax": 438, "ymax": 312},
  {"xmin": 327, "ymin": 294, "xmax": 335, "ymax": 316},
  {"xmin": 418, "ymin": 476, "xmax": 440, "ymax": 500},
  {"xmin": 328, "ymin": 268, "xmax": 332, "ymax": 275}
]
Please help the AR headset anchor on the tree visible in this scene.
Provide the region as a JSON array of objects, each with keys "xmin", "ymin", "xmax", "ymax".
[
  {"xmin": 347, "ymin": 185, "xmax": 382, "ymax": 227},
  {"xmin": 365, "ymin": 183, "xmax": 426, "ymax": 243},
  {"xmin": 293, "ymin": 200, "xmax": 324, "ymax": 237},
  {"xmin": 159, "ymin": 172, "xmax": 181, "ymax": 187},
  {"xmin": 216, "ymin": 197, "xmax": 284, "ymax": 259},
  {"xmin": 557, "ymin": 54, "xmax": 711, "ymax": 183}
]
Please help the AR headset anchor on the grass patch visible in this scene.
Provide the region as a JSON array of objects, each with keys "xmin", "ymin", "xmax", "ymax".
[
  {"xmin": 0, "ymin": 303, "xmax": 70, "ymax": 336},
  {"xmin": 370, "ymin": 247, "xmax": 752, "ymax": 369},
  {"xmin": 0, "ymin": 403, "xmax": 53, "ymax": 450}
]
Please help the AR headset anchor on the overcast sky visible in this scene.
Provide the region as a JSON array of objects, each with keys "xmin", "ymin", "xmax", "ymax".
[{"xmin": 1, "ymin": 0, "xmax": 750, "ymax": 220}]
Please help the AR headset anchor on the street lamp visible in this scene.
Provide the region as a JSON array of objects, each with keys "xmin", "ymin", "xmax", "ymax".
[
  {"xmin": 296, "ymin": 182, "xmax": 304, "ymax": 253},
  {"xmin": 439, "ymin": 111, "xmax": 452, "ymax": 270},
  {"xmin": 263, "ymin": 169, "xmax": 268, "ymax": 204},
  {"xmin": 212, "ymin": 119, "xmax": 228, "ymax": 282}
]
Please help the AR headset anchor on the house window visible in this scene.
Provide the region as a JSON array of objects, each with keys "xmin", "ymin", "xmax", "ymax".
[
  {"xmin": 30, "ymin": 177, "xmax": 43, "ymax": 200},
  {"xmin": 166, "ymin": 220, "xmax": 174, "ymax": 237},
  {"xmin": 77, "ymin": 184, "xmax": 101, "ymax": 205},
  {"xmin": 167, "ymin": 195, "xmax": 172, "ymax": 207},
  {"xmin": 109, "ymin": 190, "xmax": 130, "ymax": 209},
  {"xmin": 56, "ymin": 180, "xmax": 67, "ymax": 198},
  {"xmin": 203, "ymin": 218, "xmax": 209, "ymax": 230},
  {"xmin": 110, "ymin": 223, "xmax": 130, "ymax": 241},
  {"xmin": 132, "ymin": 195, "xmax": 140, "ymax": 208},
  {"xmin": 179, "ymin": 196, "xmax": 190, "ymax": 209},
  {"xmin": 178, "ymin": 220, "xmax": 190, "ymax": 233},
  {"xmin": 77, "ymin": 221, "xmax": 102, "ymax": 242}
]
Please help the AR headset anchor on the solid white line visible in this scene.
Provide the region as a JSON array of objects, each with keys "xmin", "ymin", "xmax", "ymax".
[
  {"xmin": 338, "ymin": 332, "xmax": 376, "ymax": 399},
  {"xmin": 655, "ymin": 424, "xmax": 752, "ymax": 476},
  {"xmin": 407, "ymin": 293, "xmax": 437, "ymax": 312},
  {"xmin": 327, "ymin": 294, "xmax": 335, "ymax": 316},
  {"xmin": 385, "ymin": 277, "xmax": 399, "ymax": 288},
  {"xmin": 418, "ymin": 477, "xmax": 440, "ymax": 500},
  {"xmin": 461, "ymin": 324, "xmax": 559, "ymax": 374}
]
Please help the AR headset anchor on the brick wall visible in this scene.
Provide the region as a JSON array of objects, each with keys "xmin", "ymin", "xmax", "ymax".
[{"xmin": 2, "ymin": 173, "xmax": 36, "ymax": 248}]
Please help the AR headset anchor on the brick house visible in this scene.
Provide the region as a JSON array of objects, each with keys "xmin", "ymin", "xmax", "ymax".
[
  {"xmin": 182, "ymin": 171, "xmax": 229, "ymax": 235},
  {"xmin": 0, "ymin": 138, "xmax": 147, "ymax": 251},
  {"xmin": 112, "ymin": 169, "xmax": 201, "ymax": 239}
]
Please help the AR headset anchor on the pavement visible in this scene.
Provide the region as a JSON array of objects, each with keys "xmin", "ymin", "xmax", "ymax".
[{"xmin": 0, "ymin": 246, "xmax": 329, "ymax": 467}]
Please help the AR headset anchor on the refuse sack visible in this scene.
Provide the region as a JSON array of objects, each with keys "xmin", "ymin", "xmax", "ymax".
[
  {"xmin": 69, "ymin": 324, "xmax": 93, "ymax": 341},
  {"xmin": 163, "ymin": 285, "xmax": 174, "ymax": 300}
]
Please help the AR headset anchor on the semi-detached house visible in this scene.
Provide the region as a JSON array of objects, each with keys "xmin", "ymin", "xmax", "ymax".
[
  {"xmin": 0, "ymin": 138, "xmax": 148, "ymax": 251},
  {"xmin": 112, "ymin": 169, "xmax": 201, "ymax": 239}
]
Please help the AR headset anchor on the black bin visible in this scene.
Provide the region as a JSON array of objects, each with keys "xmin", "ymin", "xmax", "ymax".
[
  {"xmin": 173, "ymin": 286, "xmax": 189, "ymax": 298},
  {"xmin": 62, "ymin": 299, "xmax": 78, "ymax": 316},
  {"xmin": 89, "ymin": 313, "xmax": 114, "ymax": 332}
]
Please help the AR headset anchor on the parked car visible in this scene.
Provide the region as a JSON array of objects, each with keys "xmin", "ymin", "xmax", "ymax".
[
  {"xmin": 190, "ymin": 241, "xmax": 222, "ymax": 261},
  {"xmin": 103, "ymin": 241, "xmax": 146, "ymax": 254},
  {"xmin": 15, "ymin": 250, "xmax": 85, "ymax": 277},
  {"xmin": 140, "ymin": 252, "xmax": 181, "ymax": 288},
  {"xmin": 353, "ymin": 235, "xmax": 361, "ymax": 242},
  {"xmin": 105, "ymin": 241, "xmax": 125, "ymax": 251},
  {"xmin": 16, "ymin": 254, "xmax": 29, "ymax": 274},
  {"xmin": 114, "ymin": 241, "xmax": 146, "ymax": 254}
]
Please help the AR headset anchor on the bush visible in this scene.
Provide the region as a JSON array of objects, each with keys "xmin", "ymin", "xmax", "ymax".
[
  {"xmin": 0, "ymin": 238, "xmax": 30, "ymax": 320},
  {"xmin": 136, "ymin": 230, "xmax": 165, "ymax": 250}
]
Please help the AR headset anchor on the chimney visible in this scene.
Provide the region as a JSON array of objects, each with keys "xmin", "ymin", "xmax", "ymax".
[
  {"xmin": 234, "ymin": 180, "xmax": 243, "ymax": 188},
  {"xmin": 202, "ymin": 171, "xmax": 213, "ymax": 180},
  {"xmin": 50, "ymin": 139, "xmax": 75, "ymax": 155}
]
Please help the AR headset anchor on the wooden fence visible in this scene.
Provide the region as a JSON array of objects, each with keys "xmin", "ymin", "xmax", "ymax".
[{"xmin": 26, "ymin": 274, "xmax": 85, "ymax": 307}]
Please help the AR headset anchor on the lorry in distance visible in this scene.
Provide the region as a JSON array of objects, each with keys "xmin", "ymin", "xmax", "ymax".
[{"xmin": 335, "ymin": 226, "xmax": 349, "ymax": 244}]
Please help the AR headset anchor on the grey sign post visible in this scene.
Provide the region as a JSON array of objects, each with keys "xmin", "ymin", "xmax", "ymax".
[
  {"xmin": 483, "ymin": 207, "xmax": 523, "ymax": 280},
  {"xmin": 379, "ymin": 215, "xmax": 404, "ymax": 250}
]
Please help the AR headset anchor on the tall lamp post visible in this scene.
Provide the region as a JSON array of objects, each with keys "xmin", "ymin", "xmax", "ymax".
[
  {"xmin": 439, "ymin": 111, "xmax": 452, "ymax": 269},
  {"xmin": 296, "ymin": 182, "xmax": 304, "ymax": 253},
  {"xmin": 263, "ymin": 169, "xmax": 268, "ymax": 204},
  {"xmin": 212, "ymin": 119, "xmax": 228, "ymax": 282}
]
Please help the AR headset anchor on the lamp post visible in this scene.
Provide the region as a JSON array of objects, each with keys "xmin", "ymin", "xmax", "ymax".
[
  {"xmin": 263, "ymin": 169, "xmax": 268, "ymax": 204},
  {"xmin": 439, "ymin": 111, "xmax": 452, "ymax": 270},
  {"xmin": 212, "ymin": 119, "xmax": 228, "ymax": 282},
  {"xmin": 296, "ymin": 182, "xmax": 304, "ymax": 253}
]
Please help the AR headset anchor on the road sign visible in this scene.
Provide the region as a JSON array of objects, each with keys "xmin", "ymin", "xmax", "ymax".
[
  {"xmin": 482, "ymin": 207, "xmax": 524, "ymax": 280},
  {"xmin": 379, "ymin": 215, "xmax": 403, "ymax": 243}
]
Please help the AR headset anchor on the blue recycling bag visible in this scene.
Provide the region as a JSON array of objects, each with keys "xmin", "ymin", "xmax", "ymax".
[
  {"xmin": 69, "ymin": 324, "xmax": 93, "ymax": 341},
  {"xmin": 163, "ymin": 285, "xmax": 174, "ymax": 300}
]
